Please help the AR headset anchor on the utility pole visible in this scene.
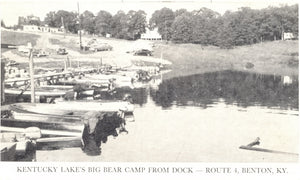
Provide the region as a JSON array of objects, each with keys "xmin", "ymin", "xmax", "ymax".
[
  {"xmin": 68, "ymin": 56, "xmax": 71, "ymax": 68},
  {"xmin": 29, "ymin": 49, "xmax": 35, "ymax": 103},
  {"xmin": 61, "ymin": 16, "xmax": 65, "ymax": 38},
  {"xmin": 1, "ymin": 61, "xmax": 5, "ymax": 104},
  {"xmin": 64, "ymin": 59, "xmax": 67, "ymax": 71},
  {"xmin": 77, "ymin": 2, "xmax": 82, "ymax": 50}
]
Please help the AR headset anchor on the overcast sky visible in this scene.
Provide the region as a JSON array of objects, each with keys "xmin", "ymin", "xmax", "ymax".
[{"xmin": 0, "ymin": 0, "xmax": 298, "ymax": 26}]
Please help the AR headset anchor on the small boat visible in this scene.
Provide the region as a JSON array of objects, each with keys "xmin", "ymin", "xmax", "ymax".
[
  {"xmin": 9, "ymin": 105, "xmax": 82, "ymax": 122},
  {"xmin": 2, "ymin": 107, "xmax": 84, "ymax": 137},
  {"xmin": 80, "ymin": 89, "xmax": 94, "ymax": 96},
  {"xmin": 10, "ymin": 100, "xmax": 134, "ymax": 116},
  {"xmin": 39, "ymin": 85, "xmax": 74, "ymax": 90},
  {"xmin": 85, "ymin": 74, "xmax": 134, "ymax": 89},
  {"xmin": 58, "ymin": 77, "xmax": 110, "ymax": 86},
  {"xmin": 4, "ymin": 88, "xmax": 70, "ymax": 97}
]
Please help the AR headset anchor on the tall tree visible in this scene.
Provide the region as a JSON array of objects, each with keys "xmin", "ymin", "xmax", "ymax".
[
  {"xmin": 127, "ymin": 10, "xmax": 147, "ymax": 39},
  {"xmin": 191, "ymin": 8, "xmax": 220, "ymax": 45},
  {"xmin": 44, "ymin": 11, "xmax": 56, "ymax": 27},
  {"xmin": 171, "ymin": 13, "xmax": 193, "ymax": 43},
  {"xmin": 95, "ymin": 10, "xmax": 112, "ymax": 36},
  {"xmin": 110, "ymin": 10, "xmax": 129, "ymax": 39},
  {"xmin": 52, "ymin": 10, "xmax": 78, "ymax": 33},
  {"xmin": 174, "ymin": 9, "xmax": 188, "ymax": 17},
  {"xmin": 81, "ymin": 10, "xmax": 95, "ymax": 34},
  {"xmin": 1, "ymin": 20, "xmax": 5, "ymax": 27},
  {"xmin": 150, "ymin": 7, "xmax": 175, "ymax": 40}
]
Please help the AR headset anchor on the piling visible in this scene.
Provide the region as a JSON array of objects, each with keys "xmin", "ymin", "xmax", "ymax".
[
  {"xmin": 1, "ymin": 61, "xmax": 5, "ymax": 104},
  {"xmin": 29, "ymin": 49, "xmax": 35, "ymax": 103}
]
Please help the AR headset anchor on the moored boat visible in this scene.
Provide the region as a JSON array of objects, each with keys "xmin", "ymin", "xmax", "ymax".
[
  {"xmin": 10, "ymin": 100, "xmax": 134, "ymax": 115},
  {"xmin": 4, "ymin": 88, "xmax": 69, "ymax": 97}
]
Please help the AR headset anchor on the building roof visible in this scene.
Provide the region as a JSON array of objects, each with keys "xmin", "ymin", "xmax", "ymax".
[{"xmin": 141, "ymin": 28, "xmax": 162, "ymax": 39}]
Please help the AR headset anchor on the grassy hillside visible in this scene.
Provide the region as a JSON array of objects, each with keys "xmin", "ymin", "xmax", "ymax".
[
  {"xmin": 153, "ymin": 40, "xmax": 298, "ymax": 79},
  {"xmin": 1, "ymin": 30, "xmax": 40, "ymax": 46}
]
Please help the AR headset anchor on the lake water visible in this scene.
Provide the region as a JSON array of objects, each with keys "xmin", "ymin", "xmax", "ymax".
[{"xmin": 37, "ymin": 70, "xmax": 299, "ymax": 162}]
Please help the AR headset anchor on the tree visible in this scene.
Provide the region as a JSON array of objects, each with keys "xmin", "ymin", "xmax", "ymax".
[
  {"xmin": 27, "ymin": 15, "xmax": 41, "ymax": 26},
  {"xmin": 215, "ymin": 11, "xmax": 235, "ymax": 48},
  {"xmin": 174, "ymin": 9, "xmax": 188, "ymax": 17},
  {"xmin": 1, "ymin": 20, "xmax": 5, "ymax": 27},
  {"xmin": 127, "ymin": 10, "xmax": 147, "ymax": 39},
  {"xmin": 95, "ymin": 10, "xmax": 112, "ymax": 36},
  {"xmin": 46, "ymin": 10, "xmax": 79, "ymax": 33},
  {"xmin": 171, "ymin": 13, "xmax": 193, "ymax": 43},
  {"xmin": 110, "ymin": 10, "xmax": 130, "ymax": 39},
  {"xmin": 150, "ymin": 7, "xmax": 175, "ymax": 40},
  {"xmin": 44, "ymin": 11, "xmax": 56, "ymax": 27},
  {"xmin": 81, "ymin": 10, "xmax": 95, "ymax": 34},
  {"xmin": 191, "ymin": 8, "xmax": 220, "ymax": 45}
]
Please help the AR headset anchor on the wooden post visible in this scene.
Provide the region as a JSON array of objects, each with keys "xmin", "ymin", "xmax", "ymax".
[
  {"xmin": 64, "ymin": 60, "xmax": 67, "ymax": 71},
  {"xmin": 68, "ymin": 56, "xmax": 71, "ymax": 68},
  {"xmin": 29, "ymin": 49, "xmax": 35, "ymax": 103},
  {"xmin": 77, "ymin": 2, "xmax": 82, "ymax": 50},
  {"xmin": 1, "ymin": 61, "xmax": 5, "ymax": 104}
]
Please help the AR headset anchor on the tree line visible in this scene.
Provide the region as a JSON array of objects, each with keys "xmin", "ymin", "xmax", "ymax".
[
  {"xmin": 43, "ymin": 10, "xmax": 147, "ymax": 40},
  {"xmin": 12, "ymin": 4, "xmax": 298, "ymax": 48},
  {"xmin": 151, "ymin": 5, "xmax": 298, "ymax": 48}
]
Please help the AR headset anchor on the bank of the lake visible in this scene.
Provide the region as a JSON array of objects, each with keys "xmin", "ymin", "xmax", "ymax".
[
  {"xmin": 2, "ymin": 30, "xmax": 298, "ymax": 79},
  {"xmin": 153, "ymin": 40, "xmax": 298, "ymax": 79}
]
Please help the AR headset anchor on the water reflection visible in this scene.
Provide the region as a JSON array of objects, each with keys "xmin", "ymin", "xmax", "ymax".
[{"xmin": 151, "ymin": 70, "xmax": 298, "ymax": 110}]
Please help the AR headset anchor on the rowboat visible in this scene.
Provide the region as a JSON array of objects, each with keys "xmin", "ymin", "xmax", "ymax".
[
  {"xmin": 9, "ymin": 105, "xmax": 82, "ymax": 122},
  {"xmin": 4, "ymin": 88, "xmax": 69, "ymax": 97},
  {"xmin": 58, "ymin": 74, "xmax": 134, "ymax": 89},
  {"xmin": 85, "ymin": 74, "xmax": 134, "ymax": 89},
  {"xmin": 39, "ymin": 85, "xmax": 74, "ymax": 90},
  {"xmin": 10, "ymin": 100, "xmax": 134, "ymax": 116}
]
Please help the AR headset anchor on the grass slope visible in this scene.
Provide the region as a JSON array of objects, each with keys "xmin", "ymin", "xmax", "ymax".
[
  {"xmin": 1, "ymin": 30, "xmax": 40, "ymax": 46},
  {"xmin": 153, "ymin": 41, "xmax": 298, "ymax": 79}
]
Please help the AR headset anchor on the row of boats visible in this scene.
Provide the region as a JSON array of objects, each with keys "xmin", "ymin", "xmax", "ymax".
[{"xmin": 1, "ymin": 64, "xmax": 160, "ymax": 160}]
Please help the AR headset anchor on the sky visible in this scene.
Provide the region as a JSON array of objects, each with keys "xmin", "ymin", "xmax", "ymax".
[{"xmin": 0, "ymin": 0, "xmax": 298, "ymax": 26}]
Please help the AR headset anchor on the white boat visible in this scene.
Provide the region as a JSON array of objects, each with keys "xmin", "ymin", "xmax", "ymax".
[
  {"xmin": 10, "ymin": 100, "xmax": 134, "ymax": 116},
  {"xmin": 5, "ymin": 88, "xmax": 70, "ymax": 97}
]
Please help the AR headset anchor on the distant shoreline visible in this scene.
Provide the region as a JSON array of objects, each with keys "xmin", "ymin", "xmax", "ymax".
[{"xmin": 1, "ymin": 30, "xmax": 298, "ymax": 80}]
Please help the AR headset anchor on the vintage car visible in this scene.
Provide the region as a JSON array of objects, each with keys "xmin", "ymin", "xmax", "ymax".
[
  {"xmin": 89, "ymin": 43, "xmax": 113, "ymax": 52},
  {"xmin": 133, "ymin": 49, "xmax": 153, "ymax": 56},
  {"xmin": 57, "ymin": 48, "xmax": 68, "ymax": 55},
  {"xmin": 32, "ymin": 49, "xmax": 47, "ymax": 57}
]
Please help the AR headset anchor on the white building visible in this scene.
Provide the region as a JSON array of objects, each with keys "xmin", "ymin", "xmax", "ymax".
[
  {"xmin": 23, "ymin": 25, "xmax": 40, "ymax": 32},
  {"xmin": 283, "ymin": 32, "xmax": 294, "ymax": 40},
  {"xmin": 141, "ymin": 28, "xmax": 162, "ymax": 41},
  {"xmin": 23, "ymin": 25, "xmax": 64, "ymax": 34}
]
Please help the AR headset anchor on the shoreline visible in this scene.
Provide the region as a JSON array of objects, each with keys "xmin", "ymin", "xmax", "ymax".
[{"xmin": 2, "ymin": 30, "xmax": 298, "ymax": 80}]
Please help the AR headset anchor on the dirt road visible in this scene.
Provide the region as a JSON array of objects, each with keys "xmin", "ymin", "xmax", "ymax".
[{"xmin": 2, "ymin": 31, "xmax": 171, "ymax": 68}]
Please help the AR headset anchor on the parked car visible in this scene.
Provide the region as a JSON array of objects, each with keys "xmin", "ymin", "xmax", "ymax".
[
  {"xmin": 57, "ymin": 48, "xmax": 68, "ymax": 55},
  {"xmin": 133, "ymin": 49, "xmax": 153, "ymax": 56},
  {"xmin": 18, "ymin": 46, "xmax": 30, "ymax": 53},
  {"xmin": 89, "ymin": 43, "xmax": 113, "ymax": 52},
  {"xmin": 32, "ymin": 49, "xmax": 47, "ymax": 57}
]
